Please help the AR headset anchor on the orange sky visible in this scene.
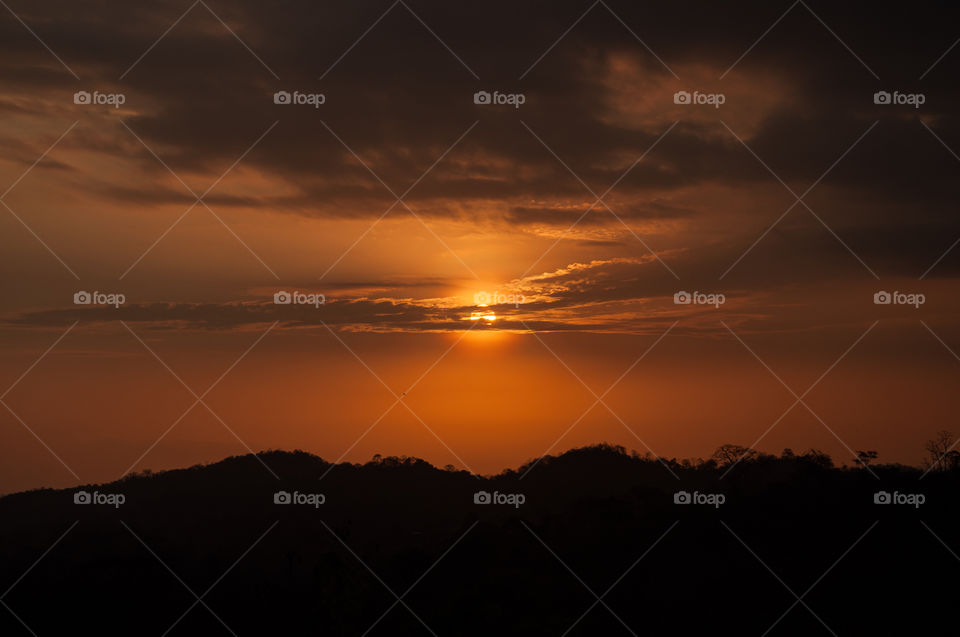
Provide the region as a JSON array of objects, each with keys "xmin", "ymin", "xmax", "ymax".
[{"xmin": 2, "ymin": 0, "xmax": 960, "ymax": 493}]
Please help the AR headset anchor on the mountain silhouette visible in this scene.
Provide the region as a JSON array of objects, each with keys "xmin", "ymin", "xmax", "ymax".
[{"xmin": 1, "ymin": 444, "xmax": 957, "ymax": 635}]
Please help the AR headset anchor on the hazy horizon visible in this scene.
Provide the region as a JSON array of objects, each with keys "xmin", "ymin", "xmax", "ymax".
[{"xmin": 3, "ymin": 0, "xmax": 960, "ymax": 495}]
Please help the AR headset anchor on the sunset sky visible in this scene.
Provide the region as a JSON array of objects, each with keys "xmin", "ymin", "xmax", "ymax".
[{"xmin": 2, "ymin": 0, "xmax": 960, "ymax": 494}]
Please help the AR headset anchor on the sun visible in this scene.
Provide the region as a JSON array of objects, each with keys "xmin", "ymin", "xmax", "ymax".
[{"xmin": 469, "ymin": 304, "xmax": 497, "ymax": 323}]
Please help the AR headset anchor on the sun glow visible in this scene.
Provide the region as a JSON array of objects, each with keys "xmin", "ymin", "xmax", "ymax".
[{"xmin": 469, "ymin": 304, "xmax": 497, "ymax": 323}]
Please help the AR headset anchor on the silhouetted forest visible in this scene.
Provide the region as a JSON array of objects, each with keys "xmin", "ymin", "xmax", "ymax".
[{"xmin": 1, "ymin": 439, "xmax": 958, "ymax": 635}]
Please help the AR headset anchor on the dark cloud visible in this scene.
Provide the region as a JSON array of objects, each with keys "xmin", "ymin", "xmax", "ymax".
[{"xmin": 2, "ymin": 0, "xmax": 960, "ymax": 282}]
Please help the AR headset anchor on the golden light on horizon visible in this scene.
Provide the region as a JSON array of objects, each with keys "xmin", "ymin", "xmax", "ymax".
[{"xmin": 470, "ymin": 306, "xmax": 497, "ymax": 323}]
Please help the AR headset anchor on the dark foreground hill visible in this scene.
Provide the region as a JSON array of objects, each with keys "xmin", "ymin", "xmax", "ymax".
[{"xmin": 0, "ymin": 445, "xmax": 957, "ymax": 635}]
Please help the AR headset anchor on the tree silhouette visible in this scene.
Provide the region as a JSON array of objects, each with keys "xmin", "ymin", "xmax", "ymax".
[
  {"xmin": 711, "ymin": 444, "xmax": 755, "ymax": 466},
  {"xmin": 924, "ymin": 430, "xmax": 959, "ymax": 471}
]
